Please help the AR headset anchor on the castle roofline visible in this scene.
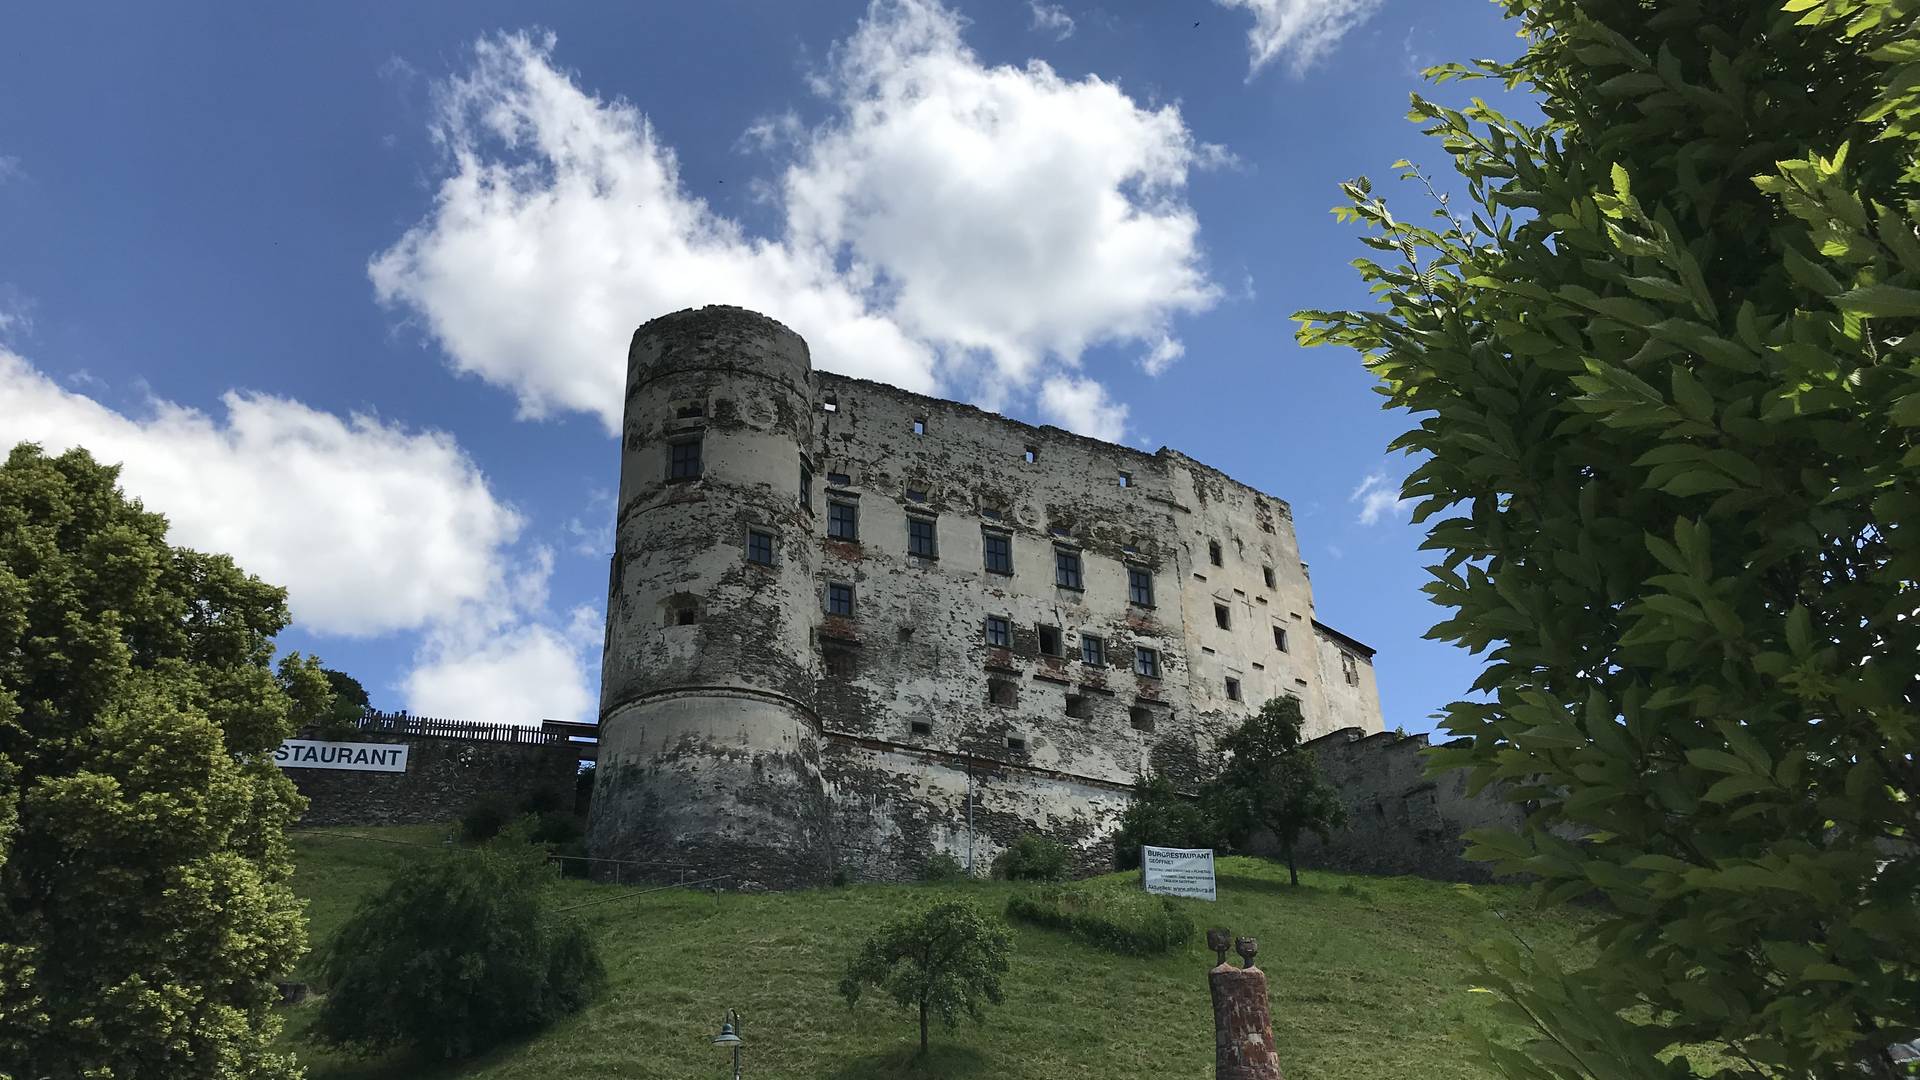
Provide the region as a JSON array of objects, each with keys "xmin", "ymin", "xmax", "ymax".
[
  {"xmin": 1311, "ymin": 619, "xmax": 1377, "ymax": 659},
  {"xmin": 813, "ymin": 369, "xmax": 1295, "ymax": 513}
]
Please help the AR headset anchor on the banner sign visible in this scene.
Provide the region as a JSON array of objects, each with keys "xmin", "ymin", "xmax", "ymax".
[
  {"xmin": 1141, "ymin": 845, "xmax": 1217, "ymax": 901},
  {"xmin": 273, "ymin": 739, "xmax": 409, "ymax": 773}
]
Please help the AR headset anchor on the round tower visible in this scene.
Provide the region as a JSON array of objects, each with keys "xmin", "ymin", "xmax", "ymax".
[{"xmin": 588, "ymin": 305, "xmax": 831, "ymax": 888}]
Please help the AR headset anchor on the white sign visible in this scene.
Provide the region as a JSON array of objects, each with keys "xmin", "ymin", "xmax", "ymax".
[
  {"xmin": 1141, "ymin": 845, "xmax": 1217, "ymax": 901},
  {"xmin": 274, "ymin": 739, "xmax": 409, "ymax": 773}
]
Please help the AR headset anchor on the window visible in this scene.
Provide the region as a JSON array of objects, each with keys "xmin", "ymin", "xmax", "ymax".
[
  {"xmin": 1081, "ymin": 634, "xmax": 1106, "ymax": 666},
  {"xmin": 911, "ymin": 720, "xmax": 932, "ymax": 736},
  {"xmin": 989, "ymin": 679, "xmax": 1018, "ymax": 706},
  {"xmin": 800, "ymin": 463, "xmax": 813, "ymax": 511},
  {"xmin": 827, "ymin": 500, "xmax": 859, "ymax": 541},
  {"xmin": 675, "ymin": 608, "xmax": 697, "ymax": 626},
  {"xmin": 822, "ymin": 647, "xmax": 856, "ymax": 678},
  {"xmin": 667, "ymin": 437, "xmax": 702, "ymax": 481},
  {"xmin": 908, "ymin": 516, "xmax": 938, "ymax": 557},
  {"xmin": 905, "ymin": 488, "xmax": 926, "ymax": 503},
  {"xmin": 1127, "ymin": 567, "xmax": 1154, "ymax": 607},
  {"xmin": 826, "ymin": 582, "xmax": 855, "ymax": 617},
  {"xmin": 1129, "ymin": 706, "xmax": 1156, "ymax": 733},
  {"xmin": 912, "ymin": 417, "xmax": 927, "ymax": 435},
  {"xmin": 985, "ymin": 616, "xmax": 1012, "ymax": 648},
  {"xmin": 1005, "ymin": 735, "xmax": 1026, "ymax": 751},
  {"xmin": 1037, "ymin": 625, "xmax": 1062, "ymax": 657},
  {"xmin": 1049, "ymin": 523, "xmax": 1072, "ymax": 537},
  {"xmin": 676, "ymin": 402, "xmax": 705, "ymax": 419},
  {"xmin": 1023, "ymin": 445, "xmax": 1038, "ymax": 463},
  {"xmin": 1225, "ymin": 677, "xmax": 1242, "ymax": 702},
  {"xmin": 1341, "ymin": 651, "xmax": 1360, "ymax": 686},
  {"xmin": 823, "ymin": 395, "xmax": 839, "ymax": 413},
  {"xmin": 981, "ymin": 507, "xmax": 1003, "ymax": 521},
  {"xmin": 827, "ymin": 471, "xmax": 852, "ymax": 486},
  {"xmin": 1214, "ymin": 603, "xmax": 1231, "ymax": 630},
  {"xmin": 746, "ymin": 529, "xmax": 776, "ymax": 566},
  {"xmin": 983, "ymin": 531, "xmax": 1013, "ymax": 574},
  {"xmin": 1208, "ymin": 539, "xmax": 1223, "ymax": 566},
  {"xmin": 1273, "ymin": 626, "xmax": 1289, "ymax": 651},
  {"xmin": 1263, "ymin": 565, "xmax": 1277, "ymax": 589},
  {"xmin": 1134, "ymin": 646, "xmax": 1160, "ymax": 679},
  {"xmin": 1118, "ymin": 471, "xmax": 1132, "ymax": 488},
  {"xmin": 1065, "ymin": 695, "xmax": 1093, "ymax": 720},
  {"xmin": 1054, "ymin": 547, "xmax": 1083, "ymax": 589}
]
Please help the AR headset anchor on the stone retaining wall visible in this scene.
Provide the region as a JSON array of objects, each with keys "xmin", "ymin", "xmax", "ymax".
[{"xmin": 285, "ymin": 731, "xmax": 579, "ymax": 828}]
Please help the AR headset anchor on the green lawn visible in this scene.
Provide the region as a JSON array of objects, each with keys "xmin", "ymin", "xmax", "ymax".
[{"xmin": 278, "ymin": 825, "xmax": 1592, "ymax": 1080}]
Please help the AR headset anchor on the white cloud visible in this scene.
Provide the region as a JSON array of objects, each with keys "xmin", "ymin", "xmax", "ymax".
[
  {"xmin": 0, "ymin": 156, "xmax": 21, "ymax": 184},
  {"xmin": 404, "ymin": 620, "xmax": 596, "ymax": 726},
  {"xmin": 562, "ymin": 487, "xmax": 615, "ymax": 557},
  {"xmin": 1214, "ymin": 0, "xmax": 1384, "ymax": 76},
  {"xmin": 371, "ymin": 3, "xmax": 1220, "ymax": 442},
  {"xmin": 1038, "ymin": 374, "xmax": 1128, "ymax": 443},
  {"xmin": 1351, "ymin": 469, "xmax": 1412, "ymax": 526},
  {"xmin": 1028, "ymin": 1, "xmax": 1076, "ymax": 39}
]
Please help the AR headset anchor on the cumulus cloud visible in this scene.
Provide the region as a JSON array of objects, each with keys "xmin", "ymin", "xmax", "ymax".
[
  {"xmin": 1039, "ymin": 375, "xmax": 1129, "ymax": 443},
  {"xmin": 1028, "ymin": 1, "xmax": 1076, "ymax": 39},
  {"xmin": 1215, "ymin": 0, "xmax": 1384, "ymax": 76},
  {"xmin": 0, "ymin": 349, "xmax": 599, "ymax": 724},
  {"xmin": 371, "ymin": 2, "xmax": 1219, "ymax": 442},
  {"xmin": 1351, "ymin": 469, "xmax": 1412, "ymax": 526}
]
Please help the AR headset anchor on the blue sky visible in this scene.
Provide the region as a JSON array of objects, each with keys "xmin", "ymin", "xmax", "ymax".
[{"xmin": 0, "ymin": 0, "xmax": 1524, "ymax": 731}]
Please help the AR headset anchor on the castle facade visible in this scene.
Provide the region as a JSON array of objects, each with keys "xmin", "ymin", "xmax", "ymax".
[{"xmin": 588, "ymin": 306, "xmax": 1384, "ymax": 887}]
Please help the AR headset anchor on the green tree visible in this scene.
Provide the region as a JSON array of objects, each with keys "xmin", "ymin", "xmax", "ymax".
[
  {"xmin": 1111, "ymin": 770, "xmax": 1220, "ymax": 870},
  {"xmin": 1297, "ymin": 0, "xmax": 1919, "ymax": 1073},
  {"xmin": 0, "ymin": 443, "xmax": 314, "ymax": 1079},
  {"xmin": 989, "ymin": 832, "xmax": 1070, "ymax": 882},
  {"xmin": 319, "ymin": 669, "xmax": 370, "ymax": 737},
  {"xmin": 837, "ymin": 899, "xmax": 1011, "ymax": 1055},
  {"xmin": 313, "ymin": 831, "xmax": 604, "ymax": 1059},
  {"xmin": 1211, "ymin": 696, "xmax": 1347, "ymax": 886}
]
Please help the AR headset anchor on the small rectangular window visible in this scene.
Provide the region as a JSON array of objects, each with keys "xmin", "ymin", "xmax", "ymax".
[
  {"xmin": 911, "ymin": 720, "xmax": 932, "ymax": 737},
  {"xmin": 912, "ymin": 418, "xmax": 927, "ymax": 435},
  {"xmin": 1263, "ymin": 565, "xmax": 1276, "ymax": 589},
  {"xmin": 985, "ymin": 616, "xmax": 1012, "ymax": 648},
  {"xmin": 908, "ymin": 516, "xmax": 938, "ymax": 557},
  {"xmin": 1023, "ymin": 446, "xmax": 1038, "ymax": 463},
  {"xmin": 1118, "ymin": 471, "xmax": 1132, "ymax": 488},
  {"xmin": 981, "ymin": 507, "xmax": 1002, "ymax": 521},
  {"xmin": 905, "ymin": 488, "xmax": 926, "ymax": 503},
  {"xmin": 989, "ymin": 679, "xmax": 1018, "ymax": 706},
  {"xmin": 1214, "ymin": 603, "xmax": 1231, "ymax": 630},
  {"xmin": 800, "ymin": 463, "xmax": 813, "ymax": 511},
  {"xmin": 1080, "ymin": 634, "xmax": 1105, "ymax": 666},
  {"xmin": 826, "ymin": 582, "xmax": 855, "ymax": 617},
  {"xmin": 983, "ymin": 531, "xmax": 1013, "ymax": 574},
  {"xmin": 667, "ymin": 437, "xmax": 702, "ymax": 481},
  {"xmin": 675, "ymin": 608, "xmax": 698, "ymax": 626},
  {"xmin": 823, "ymin": 396, "xmax": 839, "ymax": 413},
  {"xmin": 1134, "ymin": 647, "xmax": 1160, "ymax": 679},
  {"xmin": 827, "ymin": 500, "xmax": 859, "ymax": 541},
  {"xmin": 1273, "ymin": 626, "xmax": 1288, "ymax": 652},
  {"xmin": 1225, "ymin": 677, "xmax": 1242, "ymax": 701},
  {"xmin": 1208, "ymin": 539, "xmax": 1223, "ymax": 566},
  {"xmin": 1065, "ymin": 695, "xmax": 1093, "ymax": 720},
  {"xmin": 1341, "ymin": 651, "xmax": 1360, "ymax": 686},
  {"xmin": 676, "ymin": 402, "xmax": 705, "ymax": 419},
  {"xmin": 1129, "ymin": 705, "xmax": 1156, "ymax": 733},
  {"xmin": 1006, "ymin": 735, "xmax": 1026, "ymax": 751},
  {"xmin": 746, "ymin": 529, "xmax": 776, "ymax": 566},
  {"xmin": 827, "ymin": 471, "xmax": 852, "ymax": 486},
  {"xmin": 1054, "ymin": 547, "xmax": 1083, "ymax": 589},
  {"xmin": 1037, "ymin": 625, "xmax": 1062, "ymax": 657},
  {"xmin": 1127, "ymin": 567, "xmax": 1154, "ymax": 607}
]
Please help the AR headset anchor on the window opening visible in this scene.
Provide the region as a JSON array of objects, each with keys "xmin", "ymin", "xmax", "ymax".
[
  {"xmin": 985, "ymin": 616, "xmax": 1013, "ymax": 648},
  {"xmin": 1129, "ymin": 706, "xmax": 1156, "ymax": 733},
  {"xmin": 908, "ymin": 516, "xmax": 937, "ymax": 557},
  {"xmin": 1127, "ymin": 567, "xmax": 1154, "ymax": 606},
  {"xmin": 827, "ymin": 501, "xmax": 859, "ymax": 541},
  {"xmin": 983, "ymin": 531, "xmax": 1012, "ymax": 574},
  {"xmin": 1225, "ymin": 677, "xmax": 1242, "ymax": 702},
  {"xmin": 1065, "ymin": 695, "xmax": 1093, "ymax": 720},
  {"xmin": 668, "ymin": 437, "xmax": 702, "ymax": 481},
  {"xmin": 1037, "ymin": 625, "xmax": 1062, "ymax": 657},
  {"xmin": 1134, "ymin": 647, "xmax": 1160, "ymax": 679},
  {"xmin": 1080, "ymin": 634, "xmax": 1106, "ymax": 666},
  {"xmin": 826, "ymin": 582, "xmax": 855, "ymax": 617},
  {"xmin": 1208, "ymin": 539, "xmax": 1223, "ymax": 566},
  {"xmin": 1054, "ymin": 547, "xmax": 1083, "ymax": 589},
  {"xmin": 746, "ymin": 529, "xmax": 776, "ymax": 566},
  {"xmin": 1214, "ymin": 603, "xmax": 1231, "ymax": 630}
]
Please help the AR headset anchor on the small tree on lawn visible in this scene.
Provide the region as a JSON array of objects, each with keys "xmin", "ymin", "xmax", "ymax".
[
  {"xmin": 1212, "ymin": 696, "xmax": 1347, "ymax": 886},
  {"xmin": 837, "ymin": 899, "xmax": 1011, "ymax": 1055},
  {"xmin": 314, "ymin": 831, "xmax": 605, "ymax": 1059}
]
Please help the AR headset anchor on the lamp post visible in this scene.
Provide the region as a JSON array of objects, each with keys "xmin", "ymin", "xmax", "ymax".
[{"xmin": 710, "ymin": 1009, "xmax": 743, "ymax": 1080}]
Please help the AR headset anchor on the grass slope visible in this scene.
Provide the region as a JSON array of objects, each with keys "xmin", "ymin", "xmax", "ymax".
[{"xmin": 280, "ymin": 826, "xmax": 1590, "ymax": 1080}]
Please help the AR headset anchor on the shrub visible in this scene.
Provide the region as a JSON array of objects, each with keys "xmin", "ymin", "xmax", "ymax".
[
  {"xmin": 1005, "ymin": 887, "xmax": 1195, "ymax": 956},
  {"xmin": 838, "ymin": 900, "xmax": 1011, "ymax": 1055},
  {"xmin": 530, "ymin": 811, "xmax": 584, "ymax": 847},
  {"xmin": 989, "ymin": 833, "xmax": 1070, "ymax": 882},
  {"xmin": 314, "ymin": 839, "xmax": 605, "ymax": 1058},
  {"xmin": 1110, "ymin": 771, "xmax": 1219, "ymax": 870},
  {"xmin": 459, "ymin": 795, "xmax": 517, "ymax": 843},
  {"xmin": 920, "ymin": 850, "xmax": 969, "ymax": 882}
]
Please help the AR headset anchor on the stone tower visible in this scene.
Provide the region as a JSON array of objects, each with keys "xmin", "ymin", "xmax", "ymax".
[{"xmin": 588, "ymin": 305, "xmax": 833, "ymax": 888}]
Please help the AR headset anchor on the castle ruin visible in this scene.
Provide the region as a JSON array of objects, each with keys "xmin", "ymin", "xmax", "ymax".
[{"xmin": 587, "ymin": 306, "xmax": 1385, "ymax": 888}]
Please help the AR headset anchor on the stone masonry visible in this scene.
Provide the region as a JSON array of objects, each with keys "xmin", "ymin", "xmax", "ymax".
[
  {"xmin": 588, "ymin": 306, "xmax": 1386, "ymax": 888},
  {"xmin": 286, "ymin": 731, "xmax": 578, "ymax": 829}
]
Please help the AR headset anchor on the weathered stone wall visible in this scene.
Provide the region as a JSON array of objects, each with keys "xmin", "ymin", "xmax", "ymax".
[
  {"xmin": 591, "ymin": 305, "xmax": 1387, "ymax": 887},
  {"xmin": 1287, "ymin": 727, "xmax": 1524, "ymax": 882},
  {"xmin": 287, "ymin": 732, "xmax": 578, "ymax": 829}
]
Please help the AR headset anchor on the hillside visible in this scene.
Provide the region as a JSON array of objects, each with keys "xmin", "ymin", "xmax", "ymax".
[{"xmin": 277, "ymin": 826, "xmax": 1592, "ymax": 1080}]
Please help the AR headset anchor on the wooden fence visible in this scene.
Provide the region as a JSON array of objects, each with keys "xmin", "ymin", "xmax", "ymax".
[{"xmin": 349, "ymin": 708, "xmax": 568, "ymax": 746}]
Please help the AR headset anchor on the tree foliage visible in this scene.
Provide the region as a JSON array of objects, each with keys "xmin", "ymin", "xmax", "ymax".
[
  {"xmin": 318, "ymin": 669, "xmax": 370, "ymax": 738},
  {"xmin": 1111, "ymin": 770, "xmax": 1220, "ymax": 870},
  {"xmin": 837, "ymin": 900, "xmax": 1011, "ymax": 1055},
  {"xmin": 989, "ymin": 832, "xmax": 1070, "ymax": 882},
  {"xmin": 1297, "ymin": 0, "xmax": 1919, "ymax": 1074},
  {"xmin": 1210, "ymin": 696, "xmax": 1348, "ymax": 886},
  {"xmin": 313, "ymin": 833, "xmax": 605, "ymax": 1059},
  {"xmin": 0, "ymin": 443, "xmax": 314, "ymax": 1079}
]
